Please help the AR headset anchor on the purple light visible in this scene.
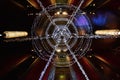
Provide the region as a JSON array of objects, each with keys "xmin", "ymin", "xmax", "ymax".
[{"xmin": 74, "ymin": 15, "xmax": 89, "ymax": 27}]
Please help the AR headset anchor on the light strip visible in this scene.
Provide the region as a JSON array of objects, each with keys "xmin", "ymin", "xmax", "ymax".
[
  {"xmin": 27, "ymin": 0, "xmax": 40, "ymax": 9},
  {"xmin": 95, "ymin": 29, "xmax": 120, "ymax": 35},
  {"xmin": 4, "ymin": 31, "xmax": 28, "ymax": 38}
]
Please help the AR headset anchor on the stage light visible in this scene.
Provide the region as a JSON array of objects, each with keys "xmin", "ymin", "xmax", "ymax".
[
  {"xmin": 95, "ymin": 29, "xmax": 120, "ymax": 35},
  {"xmin": 4, "ymin": 31, "xmax": 28, "ymax": 38}
]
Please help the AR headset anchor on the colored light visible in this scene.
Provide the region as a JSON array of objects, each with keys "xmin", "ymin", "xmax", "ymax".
[
  {"xmin": 51, "ymin": 0, "xmax": 56, "ymax": 5},
  {"xmin": 66, "ymin": 56, "xmax": 70, "ymax": 61},
  {"xmin": 95, "ymin": 29, "xmax": 120, "ymax": 35},
  {"xmin": 60, "ymin": 75, "xmax": 65, "ymax": 79},
  {"xmin": 68, "ymin": 0, "xmax": 73, "ymax": 4},
  {"xmin": 95, "ymin": 55, "xmax": 110, "ymax": 65},
  {"xmin": 27, "ymin": 0, "xmax": 40, "ymax": 9},
  {"xmin": 55, "ymin": 11, "xmax": 61, "ymax": 15},
  {"xmin": 74, "ymin": 15, "xmax": 89, "ymax": 27},
  {"xmin": 4, "ymin": 31, "xmax": 28, "ymax": 38},
  {"xmin": 62, "ymin": 11, "xmax": 68, "ymax": 15},
  {"xmin": 55, "ymin": 11, "xmax": 68, "ymax": 15},
  {"xmin": 92, "ymin": 13, "xmax": 107, "ymax": 26},
  {"xmin": 56, "ymin": 48, "xmax": 61, "ymax": 53}
]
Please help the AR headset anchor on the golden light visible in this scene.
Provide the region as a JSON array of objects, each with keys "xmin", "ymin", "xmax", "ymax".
[
  {"xmin": 82, "ymin": 0, "xmax": 93, "ymax": 8},
  {"xmin": 56, "ymin": 48, "xmax": 61, "ymax": 53},
  {"xmin": 51, "ymin": 0, "xmax": 73, "ymax": 5},
  {"xmin": 4, "ymin": 31, "xmax": 28, "ymax": 38},
  {"xmin": 118, "ymin": 32, "xmax": 120, "ymax": 35},
  {"xmin": 51, "ymin": 0, "xmax": 56, "ymax": 5},
  {"xmin": 95, "ymin": 55, "xmax": 109, "ymax": 65},
  {"xmin": 55, "ymin": 11, "xmax": 68, "ymax": 15},
  {"xmin": 59, "ymin": 75, "xmax": 65, "ymax": 79},
  {"xmin": 55, "ymin": 11, "xmax": 61, "ymax": 15},
  {"xmin": 68, "ymin": 0, "xmax": 73, "ymax": 4},
  {"xmin": 62, "ymin": 11, "xmax": 68, "ymax": 15},
  {"xmin": 95, "ymin": 29, "xmax": 120, "ymax": 35},
  {"xmin": 27, "ymin": 0, "xmax": 40, "ymax": 9},
  {"xmin": 66, "ymin": 56, "xmax": 70, "ymax": 61}
]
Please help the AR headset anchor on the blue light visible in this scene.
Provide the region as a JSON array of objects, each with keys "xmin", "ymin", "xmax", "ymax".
[{"xmin": 92, "ymin": 13, "xmax": 107, "ymax": 26}]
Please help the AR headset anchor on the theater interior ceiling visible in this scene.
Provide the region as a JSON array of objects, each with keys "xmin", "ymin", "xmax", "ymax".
[{"xmin": 0, "ymin": 0, "xmax": 120, "ymax": 80}]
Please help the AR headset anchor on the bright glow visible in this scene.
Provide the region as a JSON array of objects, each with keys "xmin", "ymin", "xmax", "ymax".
[
  {"xmin": 118, "ymin": 32, "xmax": 120, "ymax": 35},
  {"xmin": 93, "ymin": 4, "xmax": 95, "ymax": 6},
  {"xmin": 57, "ymin": 11, "xmax": 60, "ymax": 15},
  {"xmin": 62, "ymin": 11, "xmax": 68, "ymax": 15},
  {"xmin": 55, "ymin": 11, "xmax": 68, "ymax": 15},
  {"xmin": 55, "ymin": 11, "xmax": 60, "ymax": 15},
  {"xmin": 60, "ymin": 75, "xmax": 65, "ymax": 79},
  {"xmin": 4, "ymin": 31, "xmax": 28, "ymax": 38},
  {"xmin": 95, "ymin": 29, "xmax": 120, "ymax": 35},
  {"xmin": 56, "ymin": 48, "xmax": 61, "ymax": 53}
]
